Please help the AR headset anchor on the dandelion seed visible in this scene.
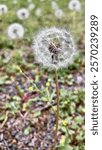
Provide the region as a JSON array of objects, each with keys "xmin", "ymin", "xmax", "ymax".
[
  {"xmin": 0, "ymin": 4, "xmax": 8, "ymax": 15},
  {"xmin": 28, "ymin": 3, "xmax": 35, "ymax": 11},
  {"xmin": 7, "ymin": 23, "xmax": 24, "ymax": 39},
  {"xmin": 32, "ymin": 27, "xmax": 76, "ymax": 69},
  {"xmin": 68, "ymin": 0, "xmax": 81, "ymax": 12},
  {"xmin": 55, "ymin": 9, "xmax": 64, "ymax": 19},
  {"xmin": 35, "ymin": 8, "xmax": 42, "ymax": 16},
  {"xmin": 17, "ymin": 8, "xmax": 29, "ymax": 20}
]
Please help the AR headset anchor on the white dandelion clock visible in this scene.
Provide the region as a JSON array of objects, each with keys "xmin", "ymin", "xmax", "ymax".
[
  {"xmin": 32, "ymin": 27, "xmax": 76, "ymax": 69},
  {"xmin": 68, "ymin": 0, "xmax": 81, "ymax": 12},
  {"xmin": 7, "ymin": 23, "xmax": 24, "ymax": 40},
  {"xmin": 28, "ymin": 3, "xmax": 35, "ymax": 11},
  {"xmin": 55, "ymin": 9, "xmax": 64, "ymax": 19},
  {"xmin": 35, "ymin": 8, "xmax": 42, "ymax": 17},
  {"xmin": 0, "ymin": 4, "xmax": 8, "ymax": 15},
  {"xmin": 17, "ymin": 8, "xmax": 29, "ymax": 20}
]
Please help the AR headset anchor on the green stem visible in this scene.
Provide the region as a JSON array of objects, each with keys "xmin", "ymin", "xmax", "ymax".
[
  {"xmin": 72, "ymin": 11, "xmax": 76, "ymax": 32},
  {"xmin": 53, "ymin": 68, "xmax": 60, "ymax": 150},
  {"xmin": 34, "ymin": 145, "xmax": 37, "ymax": 150}
]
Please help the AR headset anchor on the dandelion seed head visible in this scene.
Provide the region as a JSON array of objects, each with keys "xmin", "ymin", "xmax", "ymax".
[
  {"xmin": 32, "ymin": 27, "xmax": 76, "ymax": 69},
  {"xmin": 0, "ymin": 4, "xmax": 8, "ymax": 15},
  {"xmin": 17, "ymin": 8, "xmax": 29, "ymax": 20},
  {"xmin": 55, "ymin": 9, "xmax": 64, "ymax": 18},
  {"xmin": 7, "ymin": 23, "xmax": 24, "ymax": 39},
  {"xmin": 68, "ymin": 0, "xmax": 81, "ymax": 12}
]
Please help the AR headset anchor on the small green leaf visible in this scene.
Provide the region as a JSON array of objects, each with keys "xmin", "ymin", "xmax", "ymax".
[
  {"xmin": 12, "ymin": 95, "xmax": 21, "ymax": 101},
  {"xmin": 34, "ymin": 111, "xmax": 41, "ymax": 117},
  {"xmin": 24, "ymin": 127, "xmax": 31, "ymax": 135},
  {"xmin": 0, "ymin": 75, "xmax": 8, "ymax": 85}
]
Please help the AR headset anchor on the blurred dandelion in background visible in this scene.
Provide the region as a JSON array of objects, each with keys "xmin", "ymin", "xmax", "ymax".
[
  {"xmin": 55, "ymin": 9, "xmax": 64, "ymax": 19},
  {"xmin": 35, "ymin": 8, "xmax": 42, "ymax": 17},
  {"xmin": 51, "ymin": 1, "xmax": 58, "ymax": 10},
  {"xmin": 7, "ymin": 23, "xmax": 24, "ymax": 39},
  {"xmin": 68, "ymin": 0, "xmax": 81, "ymax": 12},
  {"xmin": 16, "ymin": 8, "xmax": 29, "ymax": 20},
  {"xmin": 28, "ymin": 3, "xmax": 35, "ymax": 11},
  {"xmin": 0, "ymin": 4, "xmax": 8, "ymax": 15}
]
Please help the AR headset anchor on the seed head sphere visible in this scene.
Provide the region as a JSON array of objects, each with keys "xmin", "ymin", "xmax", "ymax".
[
  {"xmin": 32, "ymin": 27, "xmax": 76, "ymax": 69},
  {"xmin": 7, "ymin": 23, "xmax": 24, "ymax": 39}
]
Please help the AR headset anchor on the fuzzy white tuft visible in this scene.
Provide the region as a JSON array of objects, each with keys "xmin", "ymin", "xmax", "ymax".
[
  {"xmin": 0, "ymin": 4, "xmax": 8, "ymax": 15},
  {"xmin": 32, "ymin": 27, "xmax": 76, "ymax": 69},
  {"xmin": 17, "ymin": 8, "xmax": 29, "ymax": 20},
  {"xmin": 7, "ymin": 23, "xmax": 24, "ymax": 39},
  {"xmin": 55, "ymin": 9, "xmax": 64, "ymax": 18},
  {"xmin": 68, "ymin": 0, "xmax": 81, "ymax": 12}
]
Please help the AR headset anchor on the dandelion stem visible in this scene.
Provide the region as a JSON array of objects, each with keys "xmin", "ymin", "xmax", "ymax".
[{"xmin": 53, "ymin": 68, "xmax": 60, "ymax": 150}]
